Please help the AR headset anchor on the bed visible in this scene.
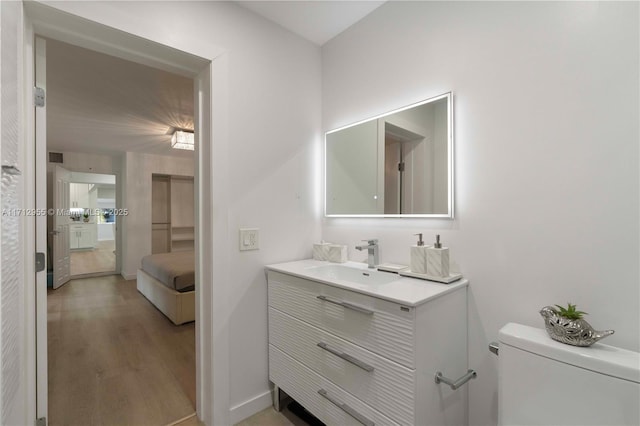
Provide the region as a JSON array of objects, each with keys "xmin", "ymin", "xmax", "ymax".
[{"xmin": 137, "ymin": 251, "xmax": 195, "ymax": 325}]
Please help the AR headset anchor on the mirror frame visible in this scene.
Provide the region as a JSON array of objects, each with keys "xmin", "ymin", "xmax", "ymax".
[{"xmin": 324, "ymin": 92, "xmax": 454, "ymax": 218}]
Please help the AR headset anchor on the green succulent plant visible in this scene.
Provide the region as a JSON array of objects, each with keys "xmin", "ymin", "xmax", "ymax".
[{"xmin": 553, "ymin": 303, "xmax": 587, "ymax": 320}]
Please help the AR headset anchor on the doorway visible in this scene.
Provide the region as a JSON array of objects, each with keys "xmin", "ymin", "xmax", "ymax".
[
  {"xmin": 48, "ymin": 168, "xmax": 119, "ymax": 280},
  {"xmin": 41, "ymin": 37, "xmax": 198, "ymax": 424},
  {"xmin": 25, "ymin": 5, "xmax": 217, "ymax": 424},
  {"xmin": 68, "ymin": 173, "xmax": 117, "ymax": 276}
]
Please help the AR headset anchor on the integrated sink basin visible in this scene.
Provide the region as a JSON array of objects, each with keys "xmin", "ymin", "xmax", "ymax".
[{"xmin": 306, "ymin": 264, "xmax": 400, "ymax": 286}]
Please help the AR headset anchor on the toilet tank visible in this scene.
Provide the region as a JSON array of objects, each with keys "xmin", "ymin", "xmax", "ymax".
[{"xmin": 498, "ymin": 323, "xmax": 640, "ymax": 426}]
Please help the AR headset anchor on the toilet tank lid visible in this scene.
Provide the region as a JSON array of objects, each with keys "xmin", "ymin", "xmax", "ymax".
[{"xmin": 499, "ymin": 323, "xmax": 640, "ymax": 384}]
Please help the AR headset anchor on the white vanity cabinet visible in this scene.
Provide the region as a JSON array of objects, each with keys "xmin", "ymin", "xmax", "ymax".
[
  {"xmin": 267, "ymin": 260, "xmax": 469, "ymax": 426},
  {"xmin": 69, "ymin": 224, "xmax": 96, "ymax": 249}
]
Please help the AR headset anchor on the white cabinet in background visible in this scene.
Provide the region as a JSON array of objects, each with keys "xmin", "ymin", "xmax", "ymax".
[
  {"xmin": 70, "ymin": 183, "xmax": 83, "ymax": 208},
  {"xmin": 70, "ymin": 184, "xmax": 78, "ymax": 208},
  {"xmin": 69, "ymin": 224, "xmax": 96, "ymax": 250},
  {"xmin": 267, "ymin": 263, "xmax": 469, "ymax": 426},
  {"xmin": 69, "ymin": 183, "xmax": 96, "ymax": 208}
]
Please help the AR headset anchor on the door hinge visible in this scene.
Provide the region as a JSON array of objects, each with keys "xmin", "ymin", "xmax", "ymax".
[
  {"xmin": 398, "ymin": 162, "xmax": 405, "ymax": 172},
  {"xmin": 34, "ymin": 86, "xmax": 45, "ymax": 107},
  {"xmin": 35, "ymin": 252, "xmax": 46, "ymax": 273},
  {"xmin": 35, "ymin": 417, "xmax": 47, "ymax": 426}
]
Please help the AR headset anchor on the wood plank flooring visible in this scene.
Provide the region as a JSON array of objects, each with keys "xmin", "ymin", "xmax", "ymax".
[
  {"xmin": 172, "ymin": 406, "xmax": 307, "ymax": 426},
  {"xmin": 234, "ymin": 406, "xmax": 308, "ymax": 426},
  {"xmin": 70, "ymin": 240, "xmax": 116, "ymax": 276},
  {"xmin": 48, "ymin": 275, "xmax": 195, "ymax": 426}
]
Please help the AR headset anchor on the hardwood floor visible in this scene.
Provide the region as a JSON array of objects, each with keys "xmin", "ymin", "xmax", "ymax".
[
  {"xmin": 48, "ymin": 275, "xmax": 195, "ymax": 426},
  {"xmin": 70, "ymin": 239, "xmax": 116, "ymax": 276},
  {"xmin": 233, "ymin": 406, "xmax": 310, "ymax": 426},
  {"xmin": 48, "ymin": 275, "xmax": 313, "ymax": 426},
  {"xmin": 172, "ymin": 406, "xmax": 308, "ymax": 426}
]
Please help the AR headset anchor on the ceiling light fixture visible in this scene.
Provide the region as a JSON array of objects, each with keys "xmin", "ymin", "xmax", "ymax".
[{"xmin": 171, "ymin": 129, "xmax": 195, "ymax": 151}]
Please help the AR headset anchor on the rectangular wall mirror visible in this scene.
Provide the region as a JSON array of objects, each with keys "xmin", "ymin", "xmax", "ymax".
[{"xmin": 325, "ymin": 92, "xmax": 453, "ymax": 217}]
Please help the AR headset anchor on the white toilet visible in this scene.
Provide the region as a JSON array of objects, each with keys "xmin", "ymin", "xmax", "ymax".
[{"xmin": 498, "ymin": 323, "xmax": 640, "ymax": 426}]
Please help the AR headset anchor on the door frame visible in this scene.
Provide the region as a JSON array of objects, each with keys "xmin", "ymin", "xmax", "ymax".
[
  {"xmin": 66, "ymin": 171, "xmax": 120, "ymax": 278},
  {"xmin": 22, "ymin": 3, "xmax": 230, "ymax": 425}
]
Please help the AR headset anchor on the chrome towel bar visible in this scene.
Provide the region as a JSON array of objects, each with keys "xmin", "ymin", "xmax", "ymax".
[{"xmin": 435, "ymin": 369, "xmax": 477, "ymax": 390}]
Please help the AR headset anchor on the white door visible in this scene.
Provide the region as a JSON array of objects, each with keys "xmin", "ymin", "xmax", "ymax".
[
  {"xmin": 53, "ymin": 165, "xmax": 71, "ymax": 288},
  {"xmin": 384, "ymin": 140, "xmax": 401, "ymax": 214}
]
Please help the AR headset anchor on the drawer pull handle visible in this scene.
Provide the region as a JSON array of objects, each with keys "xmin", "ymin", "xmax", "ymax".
[
  {"xmin": 317, "ymin": 389, "xmax": 375, "ymax": 426},
  {"xmin": 317, "ymin": 342, "xmax": 374, "ymax": 372},
  {"xmin": 316, "ymin": 295, "xmax": 374, "ymax": 315}
]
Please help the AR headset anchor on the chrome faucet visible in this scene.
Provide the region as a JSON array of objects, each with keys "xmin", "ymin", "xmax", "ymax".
[{"xmin": 355, "ymin": 239, "xmax": 379, "ymax": 269}]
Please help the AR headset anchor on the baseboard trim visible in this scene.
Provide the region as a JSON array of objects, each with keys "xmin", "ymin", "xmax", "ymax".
[
  {"xmin": 71, "ymin": 271, "xmax": 117, "ymax": 280},
  {"xmin": 165, "ymin": 412, "xmax": 196, "ymax": 426},
  {"xmin": 122, "ymin": 271, "xmax": 137, "ymax": 280},
  {"xmin": 229, "ymin": 389, "xmax": 273, "ymax": 424}
]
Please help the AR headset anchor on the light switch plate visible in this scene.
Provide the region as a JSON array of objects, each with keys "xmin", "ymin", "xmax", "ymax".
[{"xmin": 239, "ymin": 228, "xmax": 259, "ymax": 251}]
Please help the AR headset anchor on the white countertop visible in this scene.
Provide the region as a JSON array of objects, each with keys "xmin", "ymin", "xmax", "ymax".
[{"xmin": 266, "ymin": 259, "xmax": 468, "ymax": 307}]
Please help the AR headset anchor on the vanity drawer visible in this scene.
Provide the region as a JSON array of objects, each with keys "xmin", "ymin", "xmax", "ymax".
[
  {"xmin": 269, "ymin": 308, "xmax": 415, "ymax": 425},
  {"xmin": 268, "ymin": 271, "xmax": 415, "ymax": 368},
  {"xmin": 270, "ymin": 344, "xmax": 400, "ymax": 426}
]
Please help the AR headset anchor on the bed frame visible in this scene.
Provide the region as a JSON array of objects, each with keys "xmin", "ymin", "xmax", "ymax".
[{"xmin": 136, "ymin": 269, "xmax": 195, "ymax": 325}]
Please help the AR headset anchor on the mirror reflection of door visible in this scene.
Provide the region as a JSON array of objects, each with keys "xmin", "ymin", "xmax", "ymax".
[
  {"xmin": 384, "ymin": 138, "xmax": 402, "ymax": 214},
  {"xmin": 383, "ymin": 123, "xmax": 426, "ymax": 214}
]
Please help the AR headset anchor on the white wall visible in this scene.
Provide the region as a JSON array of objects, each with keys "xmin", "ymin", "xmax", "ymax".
[
  {"xmin": 0, "ymin": 1, "xmax": 27, "ymax": 424},
  {"xmin": 121, "ymin": 152, "xmax": 194, "ymax": 278},
  {"xmin": 37, "ymin": 2, "xmax": 322, "ymax": 421},
  {"xmin": 322, "ymin": 2, "xmax": 639, "ymax": 425},
  {"xmin": 47, "ymin": 151, "xmax": 116, "ymax": 175}
]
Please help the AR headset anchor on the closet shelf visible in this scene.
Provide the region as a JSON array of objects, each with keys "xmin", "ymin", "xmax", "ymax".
[{"xmin": 151, "ymin": 174, "xmax": 194, "ymax": 254}]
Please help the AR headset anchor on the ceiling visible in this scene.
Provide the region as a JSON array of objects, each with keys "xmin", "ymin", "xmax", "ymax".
[
  {"xmin": 46, "ymin": 38, "xmax": 194, "ymax": 158},
  {"xmin": 237, "ymin": 1, "xmax": 385, "ymax": 45},
  {"xmin": 46, "ymin": 2, "xmax": 384, "ymax": 159}
]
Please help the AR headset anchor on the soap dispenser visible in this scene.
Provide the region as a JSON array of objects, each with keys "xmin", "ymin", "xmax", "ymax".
[
  {"xmin": 410, "ymin": 233, "xmax": 428, "ymax": 274},
  {"xmin": 427, "ymin": 235, "xmax": 450, "ymax": 277}
]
